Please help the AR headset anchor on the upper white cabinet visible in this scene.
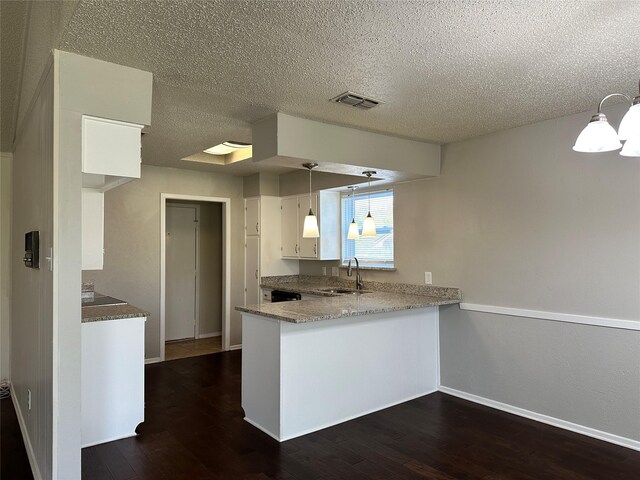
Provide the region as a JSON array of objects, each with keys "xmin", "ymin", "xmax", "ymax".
[
  {"xmin": 82, "ymin": 188, "xmax": 105, "ymax": 270},
  {"xmin": 281, "ymin": 191, "xmax": 340, "ymax": 260},
  {"xmin": 82, "ymin": 115, "xmax": 143, "ymax": 190},
  {"xmin": 245, "ymin": 198, "xmax": 260, "ymax": 236}
]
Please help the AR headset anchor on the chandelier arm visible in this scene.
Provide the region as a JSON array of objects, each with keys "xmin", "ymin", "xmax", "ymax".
[{"xmin": 597, "ymin": 93, "xmax": 632, "ymax": 113}]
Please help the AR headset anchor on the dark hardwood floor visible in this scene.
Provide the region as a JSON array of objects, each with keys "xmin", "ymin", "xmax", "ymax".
[
  {"xmin": 1, "ymin": 397, "xmax": 34, "ymax": 480},
  {"xmin": 81, "ymin": 350, "xmax": 640, "ymax": 479}
]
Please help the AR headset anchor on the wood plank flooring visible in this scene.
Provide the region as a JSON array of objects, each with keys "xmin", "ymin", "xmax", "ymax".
[
  {"xmin": 1, "ymin": 397, "xmax": 34, "ymax": 480},
  {"xmin": 165, "ymin": 336, "xmax": 223, "ymax": 361},
  {"xmin": 81, "ymin": 350, "xmax": 640, "ymax": 479}
]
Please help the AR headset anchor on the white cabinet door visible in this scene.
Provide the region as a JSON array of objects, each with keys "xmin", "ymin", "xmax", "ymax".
[
  {"xmin": 82, "ymin": 116, "xmax": 142, "ymax": 178},
  {"xmin": 82, "ymin": 189, "xmax": 104, "ymax": 270},
  {"xmin": 281, "ymin": 197, "xmax": 299, "ymax": 257},
  {"xmin": 245, "ymin": 198, "xmax": 260, "ymax": 236},
  {"xmin": 245, "ymin": 236, "xmax": 260, "ymax": 305},
  {"xmin": 298, "ymin": 194, "xmax": 318, "ymax": 259}
]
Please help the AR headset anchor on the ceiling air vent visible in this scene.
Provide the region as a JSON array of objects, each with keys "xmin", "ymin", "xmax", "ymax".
[{"xmin": 331, "ymin": 91, "xmax": 382, "ymax": 110}]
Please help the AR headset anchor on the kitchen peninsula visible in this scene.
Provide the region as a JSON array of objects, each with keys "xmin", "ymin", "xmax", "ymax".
[{"xmin": 236, "ymin": 276, "xmax": 460, "ymax": 441}]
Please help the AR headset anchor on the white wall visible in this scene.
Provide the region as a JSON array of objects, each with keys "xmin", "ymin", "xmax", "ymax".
[
  {"xmin": 0, "ymin": 152, "xmax": 11, "ymax": 382},
  {"xmin": 84, "ymin": 164, "xmax": 245, "ymax": 358},
  {"xmin": 301, "ymin": 104, "xmax": 640, "ymax": 443},
  {"xmin": 198, "ymin": 202, "xmax": 223, "ymax": 335}
]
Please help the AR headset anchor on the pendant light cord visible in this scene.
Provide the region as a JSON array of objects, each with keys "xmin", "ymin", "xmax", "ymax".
[{"xmin": 309, "ymin": 167, "xmax": 312, "ymax": 211}]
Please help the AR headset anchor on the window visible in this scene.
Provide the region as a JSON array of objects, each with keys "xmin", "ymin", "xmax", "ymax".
[{"xmin": 341, "ymin": 189, "xmax": 394, "ymax": 268}]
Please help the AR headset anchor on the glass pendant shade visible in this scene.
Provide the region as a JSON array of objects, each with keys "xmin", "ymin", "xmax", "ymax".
[
  {"xmin": 347, "ymin": 219, "xmax": 359, "ymax": 239},
  {"xmin": 573, "ymin": 115, "xmax": 622, "ymax": 152},
  {"xmin": 362, "ymin": 213, "xmax": 376, "ymax": 237},
  {"xmin": 302, "ymin": 210, "xmax": 319, "ymax": 238},
  {"xmin": 620, "ymin": 135, "xmax": 640, "ymax": 157},
  {"xmin": 618, "ymin": 103, "xmax": 640, "ymax": 141}
]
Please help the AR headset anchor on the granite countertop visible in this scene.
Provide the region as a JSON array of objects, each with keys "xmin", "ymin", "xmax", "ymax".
[
  {"xmin": 237, "ymin": 275, "xmax": 461, "ymax": 323},
  {"xmin": 82, "ymin": 303, "xmax": 150, "ymax": 323}
]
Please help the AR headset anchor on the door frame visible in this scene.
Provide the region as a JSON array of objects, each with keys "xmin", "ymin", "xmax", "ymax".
[
  {"xmin": 165, "ymin": 202, "xmax": 200, "ymax": 341},
  {"xmin": 160, "ymin": 193, "xmax": 231, "ymax": 361}
]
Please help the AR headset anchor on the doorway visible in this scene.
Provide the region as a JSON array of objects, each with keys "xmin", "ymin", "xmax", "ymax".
[{"xmin": 160, "ymin": 194, "xmax": 231, "ymax": 361}]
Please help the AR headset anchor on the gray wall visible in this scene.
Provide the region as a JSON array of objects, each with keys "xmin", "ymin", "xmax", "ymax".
[
  {"xmin": 12, "ymin": 65, "xmax": 54, "ymax": 480},
  {"xmin": 1, "ymin": 153, "xmax": 11, "ymax": 382},
  {"xmin": 85, "ymin": 164, "xmax": 244, "ymax": 358},
  {"xmin": 301, "ymin": 104, "xmax": 640, "ymax": 441},
  {"xmin": 198, "ymin": 202, "xmax": 223, "ymax": 335}
]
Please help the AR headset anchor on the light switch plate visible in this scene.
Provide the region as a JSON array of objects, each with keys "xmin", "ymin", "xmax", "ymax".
[
  {"xmin": 322, "ymin": 266, "xmax": 327, "ymax": 276},
  {"xmin": 424, "ymin": 272, "xmax": 432, "ymax": 285},
  {"xmin": 332, "ymin": 267, "xmax": 339, "ymax": 277}
]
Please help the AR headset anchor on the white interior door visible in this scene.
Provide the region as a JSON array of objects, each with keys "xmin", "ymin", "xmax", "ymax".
[{"xmin": 166, "ymin": 205, "xmax": 197, "ymax": 341}]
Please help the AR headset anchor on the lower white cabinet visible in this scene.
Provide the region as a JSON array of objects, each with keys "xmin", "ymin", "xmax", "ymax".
[{"xmin": 81, "ymin": 317, "xmax": 145, "ymax": 447}]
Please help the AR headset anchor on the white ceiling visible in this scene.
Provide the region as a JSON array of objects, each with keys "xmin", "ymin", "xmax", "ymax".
[{"xmin": 3, "ymin": 1, "xmax": 640, "ymax": 174}]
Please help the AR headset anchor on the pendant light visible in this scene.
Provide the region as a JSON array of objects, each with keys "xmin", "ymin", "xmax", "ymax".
[
  {"xmin": 573, "ymin": 93, "xmax": 628, "ymax": 153},
  {"xmin": 573, "ymin": 78, "xmax": 640, "ymax": 157},
  {"xmin": 361, "ymin": 171, "xmax": 377, "ymax": 237},
  {"xmin": 618, "ymin": 80, "xmax": 640, "ymax": 141},
  {"xmin": 346, "ymin": 186, "xmax": 359, "ymax": 239},
  {"xmin": 302, "ymin": 163, "xmax": 319, "ymax": 238}
]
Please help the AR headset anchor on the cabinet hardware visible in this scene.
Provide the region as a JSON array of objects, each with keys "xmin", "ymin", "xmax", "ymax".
[
  {"xmin": 255, "ymin": 269, "xmax": 258, "ymax": 279},
  {"xmin": 256, "ymin": 222, "xmax": 259, "ymax": 232}
]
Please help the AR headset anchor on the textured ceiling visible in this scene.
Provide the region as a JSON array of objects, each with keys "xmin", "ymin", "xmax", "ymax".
[
  {"xmin": 0, "ymin": 0, "xmax": 28, "ymax": 151},
  {"xmin": 4, "ymin": 1, "xmax": 640, "ymax": 174}
]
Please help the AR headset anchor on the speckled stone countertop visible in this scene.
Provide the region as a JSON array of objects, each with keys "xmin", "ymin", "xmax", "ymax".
[
  {"xmin": 236, "ymin": 275, "xmax": 461, "ymax": 323},
  {"xmin": 82, "ymin": 304, "xmax": 150, "ymax": 323}
]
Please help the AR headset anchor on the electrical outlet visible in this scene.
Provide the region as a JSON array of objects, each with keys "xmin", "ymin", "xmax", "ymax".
[
  {"xmin": 28, "ymin": 389, "xmax": 32, "ymax": 410},
  {"xmin": 322, "ymin": 266, "xmax": 327, "ymax": 276},
  {"xmin": 424, "ymin": 272, "xmax": 432, "ymax": 285},
  {"xmin": 331, "ymin": 267, "xmax": 339, "ymax": 277}
]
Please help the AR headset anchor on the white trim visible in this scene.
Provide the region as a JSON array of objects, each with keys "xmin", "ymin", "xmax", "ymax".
[
  {"xmin": 246, "ymin": 389, "xmax": 438, "ymax": 442},
  {"xmin": 10, "ymin": 383, "xmax": 43, "ymax": 480},
  {"xmin": 160, "ymin": 194, "xmax": 232, "ymax": 361},
  {"xmin": 197, "ymin": 331, "xmax": 221, "ymax": 339},
  {"xmin": 229, "ymin": 344, "xmax": 242, "ymax": 351},
  {"xmin": 459, "ymin": 303, "xmax": 640, "ymax": 331},
  {"xmin": 435, "ymin": 307, "xmax": 440, "ymax": 389},
  {"xmin": 144, "ymin": 357, "xmax": 162, "ymax": 365},
  {"xmin": 438, "ymin": 386, "xmax": 640, "ymax": 452}
]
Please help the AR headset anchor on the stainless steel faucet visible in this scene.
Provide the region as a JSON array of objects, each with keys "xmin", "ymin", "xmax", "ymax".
[{"xmin": 347, "ymin": 257, "xmax": 364, "ymax": 291}]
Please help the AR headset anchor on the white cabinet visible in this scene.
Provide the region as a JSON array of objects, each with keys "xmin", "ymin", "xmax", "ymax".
[
  {"xmin": 245, "ymin": 236, "xmax": 260, "ymax": 305},
  {"xmin": 82, "ymin": 317, "xmax": 145, "ymax": 447},
  {"xmin": 281, "ymin": 196, "xmax": 299, "ymax": 257},
  {"xmin": 82, "ymin": 188, "xmax": 105, "ymax": 270},
  {"xmin": 245, "ymin": 198, "xmax": 260, "ymax": 236},
  {"xmin": 281, "ymin": 191, "xmax": 340, "ymax": 260},
  {"xmin": 244, "ymin": 197, "xmax": 299, "ymax": 305},
  {"xmin": 81, "ymin": 115, "xmax": 143, "ymax": 191}
]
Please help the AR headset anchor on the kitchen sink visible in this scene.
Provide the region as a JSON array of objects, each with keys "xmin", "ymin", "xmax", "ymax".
[{"xmin": 319, "ymin": 288, "xmax": 372, "ymax": 295}]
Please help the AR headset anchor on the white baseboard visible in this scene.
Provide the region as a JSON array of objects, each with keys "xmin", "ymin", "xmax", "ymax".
[
  {"xmin": 246, "ymin": 389, "xmax": 438, "ymax": 443},
  {"xmin": 10, "ymin": 383, "xmax": 43, "ymax": 480},
  {"xmin": 197, "ymin": 331, "xmax": 221, "ymax": 339},
  {"xmin": 229, "ymin": 344, "xmax": 242, "ymax": 351},
  {"xmin": 144, "ymin": 357, "xmax": 162, "ymax": 364},
  {"xmin": 438, "ymin": 385, "xmax": 640, "ymax": 452},
  {"xmin": 82, "ymin": 432, "xmax": 137, "ymax": 448}
]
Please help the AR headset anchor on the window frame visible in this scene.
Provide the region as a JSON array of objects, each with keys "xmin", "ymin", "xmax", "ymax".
[{"xmin": 341, "ymin": 189, "xmax": 395, "ymax": 269}]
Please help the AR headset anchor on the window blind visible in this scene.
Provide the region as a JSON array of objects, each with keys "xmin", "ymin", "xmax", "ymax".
[{"xmin": 341, "ymin": 190, "xmax": 394, "ymax": 267}]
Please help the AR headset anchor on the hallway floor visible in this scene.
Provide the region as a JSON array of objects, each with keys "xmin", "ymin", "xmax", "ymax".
[
  {"xmin": 165, "ymin": 336, "xmax": 222, "ymax": 361},
  {"xmin": 82, "ymin": 350, "xmax": 640, "ymax": 480}
]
